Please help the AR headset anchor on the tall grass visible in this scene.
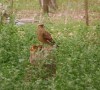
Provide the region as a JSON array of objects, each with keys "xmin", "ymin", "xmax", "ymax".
[
  {"xmin": 0, "ymin": 21, "xmax": 100, "ymax": 89},
  {"xmin": 0, "ymin": 0, "xmax": 100, "ymax": 89}
]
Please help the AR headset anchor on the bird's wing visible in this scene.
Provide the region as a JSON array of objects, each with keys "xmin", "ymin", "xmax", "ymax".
[
  {"xmin": 43, "ymin": 31, "xmax": 55, "ymax": 45},
  {"xmin": 43, "ymin": 32, "xmax": 52, "ymax": 42}
]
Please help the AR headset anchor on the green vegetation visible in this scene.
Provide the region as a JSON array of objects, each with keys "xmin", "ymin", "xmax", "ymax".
[
  {"xmin": 0, "ymin": 21, "xmax": 100, "ymax": 90},
  {"xmin": 0, "ymin": 0, "xmax": 100, "ymax": 90}
]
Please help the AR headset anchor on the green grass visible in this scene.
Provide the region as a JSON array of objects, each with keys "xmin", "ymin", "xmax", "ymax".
[
  {"xmin": 0, "ymin": 0, "xmax": 100, "ymax": 89},
  {"xmin": 0, "ymin": 21, "xmax": 100, "ymax": 90}
]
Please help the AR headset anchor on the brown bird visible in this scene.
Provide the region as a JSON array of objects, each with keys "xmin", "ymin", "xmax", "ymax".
[
  {"xmin": 29, "ymin": 44, "xmax": 54, "ymax": 65},
  {"xmin": 29, "ymin": 45, "xmax": 43, "ymax": 65},
  {"xmin": 37, "ymin": 24, "xmax": 55, "ymax": 46},
  {"xmin": 30, "ymin": 45, "xmax": 43, "ymax": 52}
]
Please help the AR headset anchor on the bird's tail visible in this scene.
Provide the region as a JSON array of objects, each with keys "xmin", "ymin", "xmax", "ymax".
[{"xmin": 49, "ymin": 40, "xmax": 59, "ymax": 47}]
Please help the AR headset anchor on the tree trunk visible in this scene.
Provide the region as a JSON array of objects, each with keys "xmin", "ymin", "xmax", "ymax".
[
  {"xmin": 10, "ymin": 0, "xmax": 14, "ymax": 24},
  {"xmin": 39, "ymin": 0, "xmax": 58, "ymax": 14},
  {"xmin": 43, "ymin": 0, "xmax": 49, "ymax": 14},
  {"xmin": 49, "ymin": 0, "xmax": 58, "ymax": 10},
  {"xmin": 84, "ymin": 0, "xmax": 89, "ymax": 26}
]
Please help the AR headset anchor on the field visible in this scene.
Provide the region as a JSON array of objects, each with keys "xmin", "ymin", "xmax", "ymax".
[{"xmin": 0, "ymin": 0, "xmax": 100, "ymax": 90}]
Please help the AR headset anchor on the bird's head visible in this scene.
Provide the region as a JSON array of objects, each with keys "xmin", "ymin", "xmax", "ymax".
[
  {"xmin": 30, "ymin": 45, "xmax": 38, "ymax": 52},
  {"xmin": 30, "ymin": 45, "xmax": 43, "ymax": 52}
]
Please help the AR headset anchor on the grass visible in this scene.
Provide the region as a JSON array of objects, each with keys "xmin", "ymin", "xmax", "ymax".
[
  {"xmin": 0, "ymin": 0, "xmax": 100, "ymax": 90},
  {"xmin": 0, "ymin": 21, "xmax": 100, "ymax": 90}
]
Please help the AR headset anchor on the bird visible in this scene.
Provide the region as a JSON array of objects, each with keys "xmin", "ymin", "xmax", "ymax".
[
  {"xmin": 29, "ymin": 45, "xmax": 43, "ymax": 65},
  {"xmin": 30, "ymin": 45, "xmax": 43, "ymax": 52},
  {"xmin": 37, "ymin": 24, "xmax": 55, "ymax": 46}
]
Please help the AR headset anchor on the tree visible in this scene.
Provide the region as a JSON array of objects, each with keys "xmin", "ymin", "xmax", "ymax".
[
  {"xmin": 84, "ymin": 0, "xmax": 89, "ymax": 26},
  {"xmin": 10, "ymin": 0, "xmax": 14, "ymax": 24},
  {"xmin": 39, "ymin": 0, "xmax": 58, "ymax": 14}
]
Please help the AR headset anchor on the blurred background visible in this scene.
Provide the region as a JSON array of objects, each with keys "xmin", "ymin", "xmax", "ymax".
[{"xmin": 0, "ymin": 0, "xmax": 100, "ymax": 25}]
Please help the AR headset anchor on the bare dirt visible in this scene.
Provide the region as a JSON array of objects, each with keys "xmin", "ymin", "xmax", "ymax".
[{"xmin": 16, "ymin": 9, "xmax": 100, "ymax": 24}]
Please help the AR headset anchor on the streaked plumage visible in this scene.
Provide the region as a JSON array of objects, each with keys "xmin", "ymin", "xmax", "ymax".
[{"xmin": 37, "ymin": 24, "xmax": 55, "ymax": 46}]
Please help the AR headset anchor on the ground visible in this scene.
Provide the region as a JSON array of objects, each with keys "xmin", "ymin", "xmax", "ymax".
[{"xmin": 16, "ymin": 9, "xmax": 99, "ymax": 25}]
